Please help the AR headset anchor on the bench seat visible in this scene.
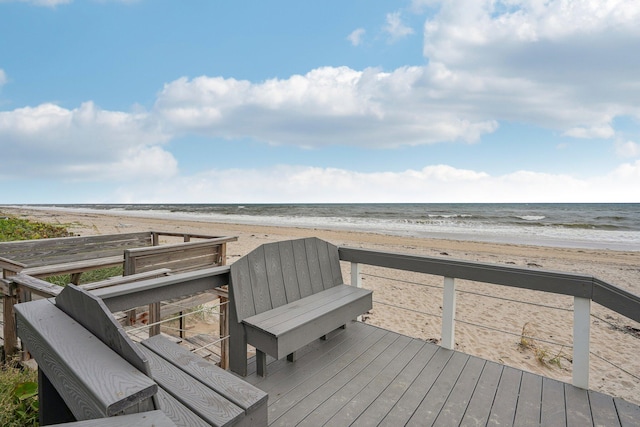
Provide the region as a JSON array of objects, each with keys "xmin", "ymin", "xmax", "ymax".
[{"xmin": 243, "ymin": 284, "xmax": 372, "ymax": 360}]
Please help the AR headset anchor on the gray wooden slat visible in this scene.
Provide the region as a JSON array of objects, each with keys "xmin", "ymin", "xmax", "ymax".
[
  {"xmin": 154, "ymin": 388, "xmax": 210, "ymax": 427},
  {"xmin": 379, "ymin": 347, "xmax": 455, "ymax": 426},
  {"xmin": 48, "ymin": 410, "xmax": 177, "ymax": 427},
  {"xmin": 230, "ymin": 257, "xmax": 256, "ymax": 321},
  {"xmin": 615, "ymin": 396, "xmax": 640, "ymax": 427},
  {"xmin": 270, "ymin": 329, "xmax": 397, "ymax": 426},
  {"xmin": 296, "ymin": 335, "xmax": 414, "ymax": 426},
  {"xmin": 292, "ymin": 238, "xmax": 313, "ymax": 298},
  {"xmin": 314, "ymin": 238, "xmax": 335, "ymax": 290},
  {"xmin": 351, "ymin": 343, "xmax": 440, "ymax": 427},
  {"xmin": 14, "ymin": 299, "xmax": 157, "ymax": 419},
  {"xmin": 325, "ymin": 338, "xmax": 425, "ymax": 426},
  {"xmin": 274, "ymin": 331, "xmax": 401, "ymax": 426},
  {"xmin": 430, "ymin": 355, "xmax": 486, "ymax": 427},
  {"xmin": 487, "ymin": 366, "xmax": 522, "ymax": 426},
  {"xmin": 407, "ymin": 351, "xmax": 472, "ymax": 426},
  {"xmin": 245, "ymin": 285, "xmax": 369, "ymax": 330},
  {"xmin": 247, "ymin": 245, "xmax": 273, "ymax": 315},
  {"xmin": 246, "ymin": 292, "xmax": 372, "ymax": 359},
  {"xmin": 0, "ymin": 232, "xmax": 152, "ymax": 266},
  {"xmin": 564, "ymin": 384, "xmax": 593, "ymax": 427},
  {"xmin": 140, "ymin": 335, "xmax": 267, "ymax": 412},
  {"xmin": 513, "ymin": 372, "xmax": 543, "ymax": 426},
  {"xmin": 304, "ymin": 238, "xmax": 325, "ymax": 294},
  {"xmin": 459, "ymin": 361, "xmax": 503, "ymax": 426},
  {"xmin": 22, "ymin": 255, "xmax": 124, "ymax": 277},
  {"xmin": 540, "ymin": 377, "xmax": 567, "ymax": 427},
  {"xmin": 261, "ymin": 289, "xmax": 371, "ymax": 337},
  {"xmin": 278, "ymin": 240, "xmax": 301, "ymax": 303},
  {"xmin": 588, "ymin": 391, "xmax": 621, "ymax": 427},
  {"xmin": 327, "ymin": 240, "xmax": 343, "ymax": 286},
  {"xmin": 265, "ymin": 327, "xmax": 389, "ymax": 422},
  {"xmin": 139, "ymin": 346, "xmax": 244, "ymax": 427},
  {"xmin": 264, "ymin": 242, "xmax": 287, "ymax": 308},
  {"xmin": 55, "ymin": 284, "xmax": 151, "ymax": 375}
]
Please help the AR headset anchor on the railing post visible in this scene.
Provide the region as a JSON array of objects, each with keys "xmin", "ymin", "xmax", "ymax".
[
  {"xmin": 442, "ymin": 277, "xmax": 456, "ymax": 350},
  {"xmin": 573, "ymin": 296, "xmax": 591, "ymax": 389},
  {"xmin": 351, "ymin": 262, "xmax": 362, "ymax": 288},
  {"xmin": 351, "ymin": 262, "xmax": 363, "ymax": 322}
]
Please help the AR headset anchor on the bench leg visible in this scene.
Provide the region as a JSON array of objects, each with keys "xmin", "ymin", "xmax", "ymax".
[
  {"xmin": 256, "ymin": 350, "xmax": 267, "ymax": 377},
  {"xmin": 39, "ymin": 368, "xmax": 75, "ymax": 425},
  {"xmin": 287, "ymin": 351, "xmax": 297, "ymax": 362}
]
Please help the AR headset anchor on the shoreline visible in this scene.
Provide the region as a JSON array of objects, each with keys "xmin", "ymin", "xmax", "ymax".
[
  {"xmin": 2, "ymin": 206, "xmax": 639, "ymax": 404},
  {"xmin": 7, "ymin": 204, "xmax": 640, "ymax": 252}
]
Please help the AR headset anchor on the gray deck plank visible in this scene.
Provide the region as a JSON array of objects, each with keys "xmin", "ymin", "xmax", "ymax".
[
  {"xmin": 459, "ymin": 361, "xmax": 503, "ymax": 426},
  {"xmin": 407, "ymin": 351, "xmax": 474, "ymax": 426},
  {"xmin": 295, "ymin": 335, "xmax": 414, "ymax": 426},
  {"xmin": 614, "ymin": 396, "xmax": 640, "ymax": 427},
  {"xmin": 514, "ymin": 371, "xmax": 543, "ymax": 426},
  {"xmin": 429, "ymin": 355, "xmax": 486, "ymax": 427},
  {"xmin": 541, "ymin": 376, "xmax": 567, "ymax": 427},
  {"xmin": 589, "ymin": 391, "xmax": 621, "ymax": 427},
  {"xmin": 267, "ymin": 328, "xmax": 392, "ymax": 423},
  {"xmin": 378, "ymin": 346, "xmax": 455, "ymax": 426},
  {"xmin": 325, "ymin": 338, "xmax": 425, "ymax": 426},
  {"xmin": 487, "ymin": 366, "xmax": 522, "ymax": 426},
  {"xmin": 350, "ymin": 342, "xmax": 439, "ymax": 426},
  {"xmin": 565, "ymin": 383, "xmax": 594, "ymax": 427},
  {"xmin": 272, "ymin": 331, "xmax": 401, "ymax": 426},
  {"xmin": 241, "ymin": 322, "xmax": 639, "ymax": 427}
]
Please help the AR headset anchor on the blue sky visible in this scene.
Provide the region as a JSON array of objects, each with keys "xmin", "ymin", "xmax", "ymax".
[{"xmin": 1, "ymin": 0, "xmax": 639, "ymax": 203}]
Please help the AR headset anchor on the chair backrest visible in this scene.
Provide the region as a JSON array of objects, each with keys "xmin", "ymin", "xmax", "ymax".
[
  {"xmin": 55, "ymin": 284, "xmax": 151, "ymax": 376},
  {"xmin": 230, "ymin": 237, "xmax": 343, "ymax": 323}
]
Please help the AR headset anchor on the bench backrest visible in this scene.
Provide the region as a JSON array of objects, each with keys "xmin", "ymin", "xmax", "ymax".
[
  {"xmin": 55, "ymin": 284, "xmax": 151, "ymax": 376},
  {"xmin": 230, "ymin": 237, "xmax": 343, "ymax": 322},
  {"xmin": 124, "ymin": 237, "xmax": 230, "ymax": 275},
  {"xmin": 0, "ymin": 232, "xmax": 153, "ymax": 267}
]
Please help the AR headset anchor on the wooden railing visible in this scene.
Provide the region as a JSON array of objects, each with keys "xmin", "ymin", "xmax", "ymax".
[
  {"xmin": 338, "ymin": 245, "xmax": 640, "ymax": 390},
  {"xmin": 5, "ymin": 242, "xmax": 639, "ymax": 390}
]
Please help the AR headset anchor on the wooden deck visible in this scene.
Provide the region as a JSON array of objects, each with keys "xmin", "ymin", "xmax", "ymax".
[{"xmin": 243, "ymin": 322, "xmax": 640, "ymax": 427}]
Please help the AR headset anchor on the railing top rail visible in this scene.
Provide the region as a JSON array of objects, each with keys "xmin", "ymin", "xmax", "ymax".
[{"xmin": 338, "ymin": 246, "xmax": 640, "ymax": 324}]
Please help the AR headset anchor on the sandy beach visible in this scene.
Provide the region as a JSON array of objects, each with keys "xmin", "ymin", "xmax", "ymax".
[{"xmin": 3, "ymin": 206, "xmax": 639, "ymax": 405}]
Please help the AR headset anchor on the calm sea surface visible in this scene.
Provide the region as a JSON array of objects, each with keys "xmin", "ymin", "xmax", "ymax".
[{"xmin": 19, "ymin": 203, "xmax": 640, "ymax": 251}]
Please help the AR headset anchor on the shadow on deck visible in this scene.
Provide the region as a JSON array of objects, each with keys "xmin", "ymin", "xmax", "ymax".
[{"xmin": 242, "ymin": 322, "xmax": 639, "ymax": 427}]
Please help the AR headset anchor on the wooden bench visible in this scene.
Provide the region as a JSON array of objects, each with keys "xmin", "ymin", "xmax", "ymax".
[
  {"xmin": 15, "ymin": 284, "xmax": 267, "ymax": 426},
  {"xmin": 228, "ymin": 237, "xmax": 373, "ymax": 377}
]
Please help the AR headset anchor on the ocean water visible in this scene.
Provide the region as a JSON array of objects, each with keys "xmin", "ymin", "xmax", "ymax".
[{"xmin": 22, "ymin": 203, "xmax": 640, "ymax": 251}]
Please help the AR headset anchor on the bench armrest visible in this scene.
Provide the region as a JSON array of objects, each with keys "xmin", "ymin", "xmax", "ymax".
[{"xmin": 15, "ymin": 299, "xmax": 157, "ymax": 419}]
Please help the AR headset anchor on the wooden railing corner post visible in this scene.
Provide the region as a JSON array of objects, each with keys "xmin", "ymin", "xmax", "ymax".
[
  {"xmin": 573, "ymin": 296, "xmax": 591, "ymax": 389},
  {"xmin": 442, "ymin": 277, "xmax": 456, "ymax": 350}
]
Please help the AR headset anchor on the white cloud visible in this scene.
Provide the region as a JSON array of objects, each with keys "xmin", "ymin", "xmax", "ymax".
[
  {"xmin": 347, "ymin": 28, "xmax": 366, "ymax": 46},
  {"xmin": 0, "ymin": 102, "xmax": 171, "ymax": 180},
  {"xmin": 106, "ymin": 162, "xmax": 640, "ymax": 203},
  {"xmin": 615, "ymin": 140, "xmax": 640, "ymax": 158},
  {"xmin": 155, "ymin": 66, "xmax": 498, "ymax": 148},
  {"xmin": 421, "ymin": 0, "xmax": 640, "ymax": 136},
  {"xmin": 384, "ymin": 12, "xmax": 415, "ymax": 42}
]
